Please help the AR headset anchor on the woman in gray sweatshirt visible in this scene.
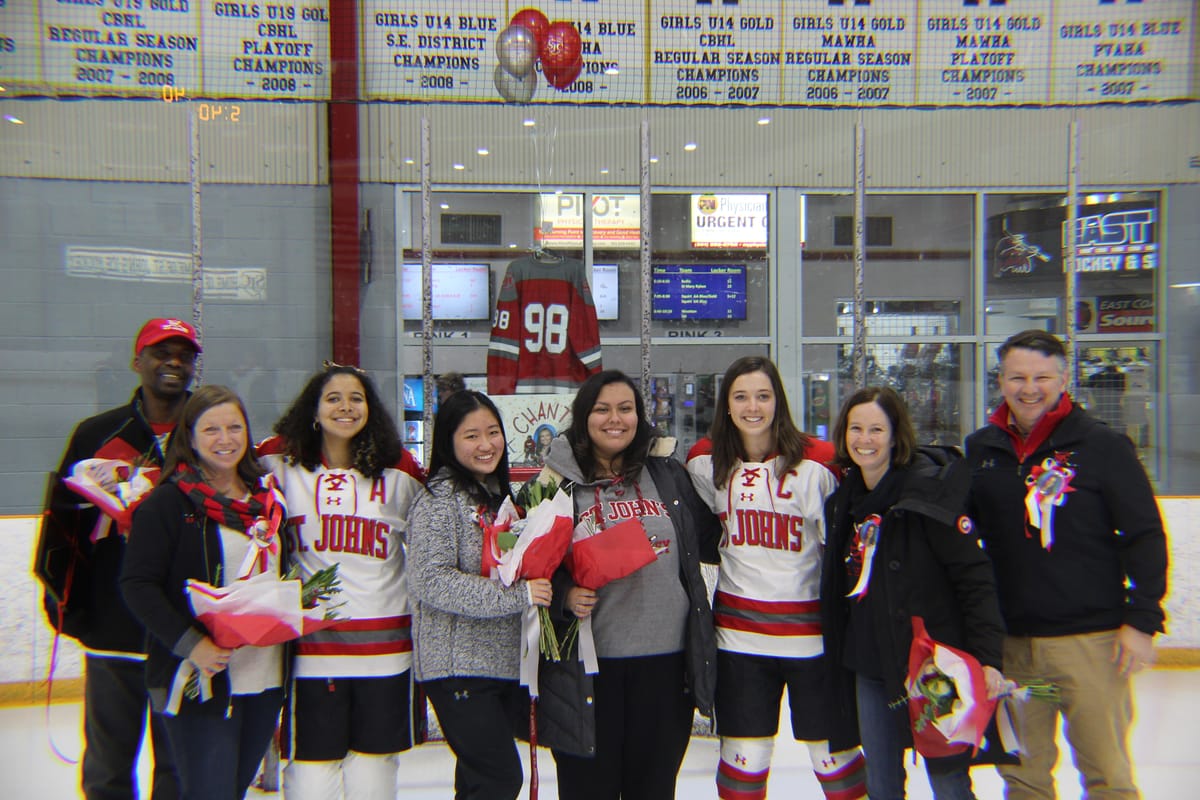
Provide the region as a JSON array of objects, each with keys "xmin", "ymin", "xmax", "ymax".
[{"xmin": 407, "ymin": 390, "xmax": 552, "ymax": 799}]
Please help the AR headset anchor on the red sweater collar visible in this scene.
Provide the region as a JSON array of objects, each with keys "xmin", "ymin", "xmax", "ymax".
[{"xmin": 989, "ymin": 393, "xmax": 1075, "ymax": 463}]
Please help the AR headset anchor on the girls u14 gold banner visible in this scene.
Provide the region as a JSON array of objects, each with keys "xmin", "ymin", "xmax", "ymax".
[{"xmin": 2, "ymin": 0, "xmax": 1194, "ymax": 106}]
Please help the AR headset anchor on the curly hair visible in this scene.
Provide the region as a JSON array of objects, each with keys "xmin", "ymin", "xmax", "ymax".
[
  {"xmin": 708, "ymin": 356, "xmax": 811, "ymax": 490},
  {"xmin": 272, "ymin": 364, "xmax": 403, "ymax": 480},
  {"xmin": 565, "ymin": 370, "xmax": 657, "ymax": 483}
]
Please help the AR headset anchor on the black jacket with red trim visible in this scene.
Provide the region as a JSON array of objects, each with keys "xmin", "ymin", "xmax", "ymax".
[
  {"xmin": 37, "ymin": 389, "xmax": 178, "ymax": 654},
  {"xmin": 965, "ymin": 403, "xmax": 1167, "ymax": 638}
]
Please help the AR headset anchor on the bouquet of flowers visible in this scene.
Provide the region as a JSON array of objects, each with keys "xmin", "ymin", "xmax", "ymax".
[
  {"xmin": 169, "ymin": 564, "xmax": 343, "ymax": 712},
  {"xmin": 62, "ymin": 457, "xmax": 158, "ymax": 537},
  {"xmin": 902, "ymin": 617, "xmax": 1058, "ymax": 759},
  {"xmin": 479, "ymin": 480, "xmax": 574, "ymax": 668},
  {"xmin": 549, "ymin": 510, "xmax": 659, "ymax": 676}
]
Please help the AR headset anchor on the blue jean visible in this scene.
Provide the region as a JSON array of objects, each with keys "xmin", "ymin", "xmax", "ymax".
[
  {"xmin": 855, "ymin": 675, "xmax": 976, "ymax": 800},
  {"xmin": 161, "ymin": 689, "xmax": 282, "ymax": 800}
]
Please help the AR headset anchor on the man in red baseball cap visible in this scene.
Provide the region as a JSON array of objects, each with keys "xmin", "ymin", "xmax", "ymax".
[{"xmin": 37, "ymin": 317, "xmax": 201, "ymax": 799}]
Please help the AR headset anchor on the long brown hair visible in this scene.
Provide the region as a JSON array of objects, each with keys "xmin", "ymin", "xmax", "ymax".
[
  {"xmin": 161, "ymin": 385, "xmax": 267, "ymax": 487},
  {"xmin": 709, "ymin": 357, "xmax": 810, "ymax": 489}
]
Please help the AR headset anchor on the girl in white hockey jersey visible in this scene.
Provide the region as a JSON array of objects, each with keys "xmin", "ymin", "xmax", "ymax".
[
  {"xmin": 687, "ymin": 357, "xmax": 866, "ymax": 800},
  {"xmin": 259, "ymin": 364, "xmax": 425, "ymax": 800}
]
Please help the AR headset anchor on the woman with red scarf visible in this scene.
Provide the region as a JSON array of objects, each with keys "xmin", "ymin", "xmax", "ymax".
[{"xmin": 122, "ymin": 385, "xmax": 288, "ymax": 800}]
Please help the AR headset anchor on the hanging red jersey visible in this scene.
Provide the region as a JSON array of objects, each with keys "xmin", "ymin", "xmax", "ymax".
[{"xmin": 487, "ymin": 256, "xmax": 603, "ymax": 394}]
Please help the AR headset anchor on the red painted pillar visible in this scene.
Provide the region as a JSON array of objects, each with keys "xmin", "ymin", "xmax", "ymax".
[{"xmin": 329, "ymin": 0, "xmax": 360, "ymax": 364}]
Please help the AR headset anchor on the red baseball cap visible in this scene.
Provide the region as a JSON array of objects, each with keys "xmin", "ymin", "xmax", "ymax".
[{"xmin": 134, "ymin": 318, "xmax": 202, "ymax": 354}]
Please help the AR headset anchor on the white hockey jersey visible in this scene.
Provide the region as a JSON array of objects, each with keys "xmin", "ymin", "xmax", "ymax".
[
  {"xmin": 687, "ymin": 437, "xmax": 839, "ymax": 659},
  {"xmin": 258, "ymin": 436, "xmax": 425, "ymax": 678}
]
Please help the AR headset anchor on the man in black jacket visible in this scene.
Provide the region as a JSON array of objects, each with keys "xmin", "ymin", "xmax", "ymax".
[
  {"xmin": 966, "ymin": 329, "xmax": 1166, "ymax": 800},
  {"xmin": 39, "ymin": 318, "xmax": 200, "ymax": 800}
]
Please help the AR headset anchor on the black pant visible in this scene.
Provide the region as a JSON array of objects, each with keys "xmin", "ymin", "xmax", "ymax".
[
  {"xmin": 423, "ymin": 677, "xmax": 526, "ymax": 800},
  {"xmin": 82, "ymin": 655, "xmax": 179, "ymax": 800},
  {"xmin": 552, "ymin": 652, "xmax": 694, "ymax": 800}
]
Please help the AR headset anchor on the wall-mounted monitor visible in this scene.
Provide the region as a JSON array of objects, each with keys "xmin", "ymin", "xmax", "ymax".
[
  {"xmin": 591, "ymin": 264, "xmax": 619, "ymax": 321},
  {"xmin": 401, "ymin": 263, "xmax": 491, "ymax": 320},
  {"xmin": 652, "ymin": 264, "xmax": 747, "ymax": 321}
]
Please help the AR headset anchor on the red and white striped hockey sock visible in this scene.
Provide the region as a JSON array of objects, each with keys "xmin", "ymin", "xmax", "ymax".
[
  {"xmin": 716, "ymin": 736, "xmax": 774, "ymax": 800},
  {"xmin": 807, "ymin": 740, "xmax": 868, "ymax": 800}
]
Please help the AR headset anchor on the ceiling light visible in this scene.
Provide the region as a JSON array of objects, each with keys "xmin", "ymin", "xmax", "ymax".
[
  {"xmin": 523, "ymin": 119, "xmax": 536, "ymax": 127},
  {"xmin": 650, "ymin": 156, "xmax": 659, "ymax": 164},
  {"xmin": 757, "ymin": 117, "xmax": 771, "ymax": 125},
  {"xmin": 477, "ymin": 148, "xmax": 489, "ymax": 156},
  {"xmin": 604, "ymin": 67, "xmax": 619, "ymax": 75},
  {"xmin": 5, "ymin": 115, "xmax": 23, "ymax": 124},
  {"xmin": 683, "ymin": 142, "xmax": 697, "ymax": 152},
  {"xmin": 440, "ymin": 203, "xmax": 450, "ymax": 210},
  {"xmin": 403, "ymin": 158, "xmax": 414, "ymax": 165},
  {"xmin": 452, "ymin": 163, "xmax": 464, "ymax": 170},
  {"xmin": 599, "ymin": 168, "xmax": 609, "ymax": 175}
]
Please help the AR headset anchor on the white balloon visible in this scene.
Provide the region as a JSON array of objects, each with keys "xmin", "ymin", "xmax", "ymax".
[
  {"xmin": 496, "ymin": 24, "xmax": 538, "ymax": 78},
  {"xmin": 494, "ymin": 63, "xmax": 537, "ymax": 103}
]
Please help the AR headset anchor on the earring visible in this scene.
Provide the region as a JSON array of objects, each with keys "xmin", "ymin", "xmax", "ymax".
[{"xmin": 312, "ymin": 420, "xmax": 320, "ymax": 431}]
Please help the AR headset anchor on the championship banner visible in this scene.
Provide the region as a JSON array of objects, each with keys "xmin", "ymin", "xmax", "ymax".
[{"xmin": 1, "ymin": 1, "xmax": 1193, "ymax": 106}]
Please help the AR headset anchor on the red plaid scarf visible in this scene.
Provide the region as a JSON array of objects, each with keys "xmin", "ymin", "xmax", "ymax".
[{"xmin": 172, "ymin": 462, "xmax": 282, "ymax": 540}]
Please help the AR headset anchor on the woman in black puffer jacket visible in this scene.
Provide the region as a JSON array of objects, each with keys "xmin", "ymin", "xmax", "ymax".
[{"xmin": 821, "ymin": 386, "xmax": 1007, "ymax": 800}]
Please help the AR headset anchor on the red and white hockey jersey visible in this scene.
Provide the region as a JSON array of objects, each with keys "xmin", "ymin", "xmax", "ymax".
[
  {"xmin": 687, "ymin": 437, "xmax": 839, "ymax": 659},
  {"xmin": 487, "ymin": 256, "xmax": 602, "ymax": 394},
  {"xmin": 258, "ymin": 436, "xmax": 425, "ymax": 678}
]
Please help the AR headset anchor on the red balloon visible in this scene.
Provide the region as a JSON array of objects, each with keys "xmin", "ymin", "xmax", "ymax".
[
  {"xmin": 540, "ymin": 21, "xmax": 582, "ymax": 70},
  {"xmin": 543, "ymin": 56, "xmax": 583, "ymax": 90},
  {"xmin": 510, "ymin": 8, "xmax": 551, "ymax": 49}
]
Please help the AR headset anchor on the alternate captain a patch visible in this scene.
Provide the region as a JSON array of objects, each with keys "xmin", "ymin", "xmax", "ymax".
[{"xmin": 956, "ymin": 515, "xmax": 975, "ymax": 535}]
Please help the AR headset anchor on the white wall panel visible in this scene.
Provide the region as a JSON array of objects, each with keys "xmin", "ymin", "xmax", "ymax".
[
  {"xmin": 2, "ymin": 101, "xmax": 1195, "ymax": 189},
  {"xmin": 0, "ymin": 100, "xmax": 326, "ymax": 185}
]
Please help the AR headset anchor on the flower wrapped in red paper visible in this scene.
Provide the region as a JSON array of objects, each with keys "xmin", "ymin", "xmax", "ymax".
[
  {"xmin": 168, "ymin": 565, "xmax": 342, "ymax": 713},
  {"xmin": 556, "ymin": 501, "xmax": 659, "ymax": 674},
  {"xmin": 62, "ymin": 457, "xmax": 157, "ymax": 537},
  {"xmin": 478, "ymin": 486, "xmax": 574, "ymax": 679},
  {"xmin": 904, "ymin": 617, "xmax": 1058, "ymax": 760}
]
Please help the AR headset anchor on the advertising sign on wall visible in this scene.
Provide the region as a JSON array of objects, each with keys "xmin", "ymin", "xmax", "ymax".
[
  {"xmin": 690, "ymin": 194, "xmax": 768, "ymax": 249},
  {"xmin": 1096, "ymin": 294, "xmax": 1154, "ymax": 333},
  {"xmin": 986, "ymin": 197, "xmax": 1158, "ymax": 280},
  {"xmin": 536, "ymin": 194, "xmax": 641, "ymax": 250}
]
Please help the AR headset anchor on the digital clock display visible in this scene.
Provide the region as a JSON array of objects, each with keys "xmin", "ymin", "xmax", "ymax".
[{"xmin": 197, "ymin": 103, "xmax": 241, "ymax": 123}]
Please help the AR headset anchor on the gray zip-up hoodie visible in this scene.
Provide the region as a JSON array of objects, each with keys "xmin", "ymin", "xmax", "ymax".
[
  {"xmin": 543, "ymin": 436, "xmax": 689, "ymax": 657},
  {"xmin": 407, "ymin": 472, "xmax": 531, "ymax": 682}
]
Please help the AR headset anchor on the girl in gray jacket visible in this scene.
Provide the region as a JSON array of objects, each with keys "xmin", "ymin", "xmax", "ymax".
[{"xmin": 407, "ymin": 390, "xmax": 552, "ymax": 800}]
